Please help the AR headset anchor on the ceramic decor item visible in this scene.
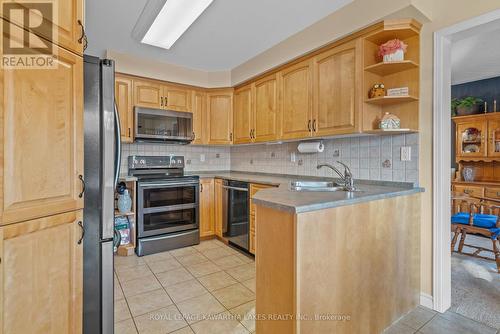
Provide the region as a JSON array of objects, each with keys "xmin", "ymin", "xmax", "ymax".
[
  {"xmin": 369, "ymin": 83, "xmax": 385, "ymax": 98},
  {"xmin": 378, "ymin": 39, "xmax": 408, "ymax": 62},
  {"xmin": 462, "ymin": 167, "xmax": 476, "ymax": 182},
  {"xmin": 117, "ymin": 189, "xmax": 132, "ymax": 214},
  {"xmin": 379, "ymin": 112, "xmax": 401, "ymax": 130}
]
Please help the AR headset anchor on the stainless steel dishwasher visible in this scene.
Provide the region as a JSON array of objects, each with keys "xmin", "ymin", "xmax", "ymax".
[{"xmin": 222, "ymin": 180, "xmax": 250, "ymax": 251}]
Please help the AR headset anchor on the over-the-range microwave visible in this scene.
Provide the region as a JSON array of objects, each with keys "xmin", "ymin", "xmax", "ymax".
[{"xmin": 134, "ymin": 107, "xmax": 193, "ymax": 144}]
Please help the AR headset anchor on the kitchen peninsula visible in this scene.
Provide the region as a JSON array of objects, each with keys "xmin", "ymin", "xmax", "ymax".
[{"xmin": 253, "ymin": 183, "xmax": 423, "ymax": 334}]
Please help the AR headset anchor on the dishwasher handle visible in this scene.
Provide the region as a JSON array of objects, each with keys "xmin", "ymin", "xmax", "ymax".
[{"xmin": 222, "ymin": 185, "xmax": 248, "ymax": 192}]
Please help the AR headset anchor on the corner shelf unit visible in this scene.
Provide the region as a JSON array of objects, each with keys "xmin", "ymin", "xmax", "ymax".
[
  {"xmin": 115, "ymin": 180, "xmax": 137, "ymax": 256},
  {"xmin": 362, "ymin": 19, "xmax": 421, "ymax": 134}
]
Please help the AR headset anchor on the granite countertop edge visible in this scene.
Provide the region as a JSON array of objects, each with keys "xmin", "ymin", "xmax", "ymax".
[
  {"xmin": 252, "ymin": 187, "xmax": 424, "ymax": 214},
  {"xmin": 119, "ymin": 170, "xmax": 424, "ymax": 213}
]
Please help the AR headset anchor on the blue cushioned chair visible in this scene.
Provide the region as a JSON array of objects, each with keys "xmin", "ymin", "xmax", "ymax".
[{"xmin": 451, "ymin": 197, "xmax": 500, "ymax": 273}]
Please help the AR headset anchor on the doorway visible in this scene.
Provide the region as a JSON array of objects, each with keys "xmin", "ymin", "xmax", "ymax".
[{"xmin": 433, "ymin": 9, "xmax": 500, "ymax": 329}]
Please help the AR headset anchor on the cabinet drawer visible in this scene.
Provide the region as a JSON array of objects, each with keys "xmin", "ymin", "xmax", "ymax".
[
  {"xmin": 484, "ymin": 187, "xmax": 500, "ymax": 199},
  {"xmin": 453, "ymin": 185, "xmax": 484, "ymax": 197}
]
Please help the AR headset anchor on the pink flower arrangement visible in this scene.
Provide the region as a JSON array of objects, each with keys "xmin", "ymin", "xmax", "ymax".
[{"xmin": 378, "ymin": 39, "xmax": 408, "ymax": 57}]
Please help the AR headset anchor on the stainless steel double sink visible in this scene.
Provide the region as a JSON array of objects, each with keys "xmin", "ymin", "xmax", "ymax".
[{"xmin": 290, "ymin": 180, "xmax": 345, "ymax": 192}]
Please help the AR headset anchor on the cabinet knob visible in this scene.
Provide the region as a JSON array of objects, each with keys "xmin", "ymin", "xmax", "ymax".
[
  {"xmin": 161, "ymin": 97, "xmax": 164, "ymax": 107},
  {"xmin": 307, "ymin": 120, "xmax": 311, "ymax": 131},
  {"xmin": 312, "ymin": 119, "xmax": 317, "ymax": 132}
]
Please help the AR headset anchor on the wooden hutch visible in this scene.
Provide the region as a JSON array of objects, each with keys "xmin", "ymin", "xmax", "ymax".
[{"xmin": 452, "ymin": 113, "xmax": 500, "ymax": 199}]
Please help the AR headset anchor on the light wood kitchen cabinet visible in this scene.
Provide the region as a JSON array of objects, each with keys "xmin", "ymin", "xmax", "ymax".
[
  {"xmin": 313, "ymin": 39, "xmax": 361, "ymax": 136},
  {"xmin": 163, "ymin": 85, "xmax": 191, "ymax": 112},
  {"xmin": 279, "ymin": 59, "xmax": 313, "ymax": 140},
  {"xmin": 207, "ymin": 89, "xmax": 233, "ymax": 145},
  {"xmin": 0, "ymin": 210, "xmax": 83, "ymax": 333},
  {"xmin": 214, "ymin": 179, "xmax": 224, "ymax": 237},
  {"xmin": 254, "ymin": 74, "xmax": 280, "ymax": 142},
  {"xmin": 199, "ymin": 178, "xmax": 215, "ymax": 238},
  {"xmin": 0, "ymin": 44, "xmax": 83, "ymax": 225},
  {"xmin": 192, "ymin": 90, "xmax": 206, "ymax": 144},
  {"xmin": 115, "ymin": 75, "xmax": 134, "ymax": 142},
  {"xmin": 134, "ymin": 79, "xmax": 162, "ymax": 109},
  {"xmin": 453, "ymin": 184, "xmax": 484, "ymax": 198},
  {"xmin": 233, "ymin": 84, "xmax": 253, "ymax": 144},
  {"xmin": 249, "ymin": 183, "xmax": 276, "ymax": 255},
  {"xmin": 1, "ymin": 0, "xmax": 84, "ymax": 55}
]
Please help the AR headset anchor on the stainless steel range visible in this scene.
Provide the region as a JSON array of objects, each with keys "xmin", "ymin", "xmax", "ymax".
[{"xmin": 129, "ymin": 155, "xmax": 200, "ymax": 256}]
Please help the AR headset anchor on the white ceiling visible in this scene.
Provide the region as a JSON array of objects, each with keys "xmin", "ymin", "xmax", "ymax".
[
  {"xmin": 451, "ymin": 19, "xmax": 500, "ymax": 85},
  {"xmin": 85, "ymin": 0, "xmax": 352, "ymax": 71}
]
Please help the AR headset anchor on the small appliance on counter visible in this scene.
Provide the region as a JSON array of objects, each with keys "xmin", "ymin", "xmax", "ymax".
[{"xmin": 128, "ymin": 155, "xmax": 200, "ymax": 256}]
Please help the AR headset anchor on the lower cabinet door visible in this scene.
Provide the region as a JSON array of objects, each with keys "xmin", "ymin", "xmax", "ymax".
[
  {"xmin": 199, "ymin": 178, "xmax": 215, "ymax": 237},
  {"xmin": 0, "ymin": 210, "xmax": 83, "ymax": 334}
]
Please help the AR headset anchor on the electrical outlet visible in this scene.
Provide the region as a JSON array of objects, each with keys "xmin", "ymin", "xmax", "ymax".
[
  {"xmin": 401, "ymin": 146, "xmax": 411, "ymax": 161},
  {"xmin": 290, "ymin": 152, "xmax": 296, "ymax": 163},
  {"xmin": 332, "ymin": 149, "xmax": 340, "ymax": 157},
  {"xmin": 200, "ymin": 154, "xmax": 206, "ymax": 162}
]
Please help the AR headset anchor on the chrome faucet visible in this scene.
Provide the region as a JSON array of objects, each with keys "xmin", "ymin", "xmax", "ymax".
[{"xmin": 317, "ymin": 161, "xmax": 355, "ymax": 191}]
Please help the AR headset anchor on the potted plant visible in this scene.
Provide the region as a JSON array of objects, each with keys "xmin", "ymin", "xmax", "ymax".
[
  {"xmin": 378, "ymin": 39, "xmax": 408, "ymax": 62},
  {"xmin": 451, "ymin": 98, "xmax": 460, "ymax": 116},
  {"xmin": 455, "ymin": 97, "xmax": 483, "ymax": 116}
]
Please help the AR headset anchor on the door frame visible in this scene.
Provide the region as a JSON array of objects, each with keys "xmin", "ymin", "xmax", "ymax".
[{"xmin": 433, "ymin": 8, "xmax": 500, "ymax": 313}]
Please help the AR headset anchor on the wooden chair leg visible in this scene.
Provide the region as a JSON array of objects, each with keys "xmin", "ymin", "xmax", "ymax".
[
  {"xmin": 458, "ymin": 230, "xmax": 467, "ymax": 253},
  {"xmin": 451, "ymin": 228, "xmax": 460, "ymax": 253},
  {"xmin": 492, "ymin": 237, "xmax": 500, "ymax": 274}
]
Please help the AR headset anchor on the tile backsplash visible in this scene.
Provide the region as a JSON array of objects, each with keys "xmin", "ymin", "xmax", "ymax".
[
  {"xmin": 120, "ymin": 134, "xmax": 418, "ymax": 184},
  {"xmin": 120, "ymin": 143, "xmax": 230, "ymax": 174},
  {"xmin": 230, "ymin": 134, "xmax": 419, "ymax": 184}
]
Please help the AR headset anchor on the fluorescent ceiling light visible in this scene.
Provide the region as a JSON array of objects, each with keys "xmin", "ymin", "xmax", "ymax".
[{"xmin": 142, "ymin": 0, "xmax": 214, "ymax": 49}]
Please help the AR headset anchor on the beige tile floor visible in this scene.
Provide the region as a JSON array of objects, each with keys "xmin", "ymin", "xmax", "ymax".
[
  {"xmin": 115, "ymin": 239, "xmax": 499, "ymax": 334},
  {"xmin": 114, "ymin": 239, "xmax": 256, "ymax": 334}
]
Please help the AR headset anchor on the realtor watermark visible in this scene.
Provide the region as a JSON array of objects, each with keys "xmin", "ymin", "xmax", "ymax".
[{"xmin": 1, "ymin": 0, "xmax": 58, "ymax": 69}]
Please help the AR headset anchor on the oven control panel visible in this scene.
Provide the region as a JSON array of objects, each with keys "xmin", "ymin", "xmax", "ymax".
[{"xmin": 128, "ymin": 155, "xmax": 185, "ymax": 169}]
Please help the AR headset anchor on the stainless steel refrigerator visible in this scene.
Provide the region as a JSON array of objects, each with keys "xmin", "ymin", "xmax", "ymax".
[{"xmin": 83, "ymin": 55, "xmax": 121, "ymax": 334}]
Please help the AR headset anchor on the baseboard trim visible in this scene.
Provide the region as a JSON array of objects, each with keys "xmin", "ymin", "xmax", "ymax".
[{"xmin": 420, "ymin": 293, "xmax": 434, "ymax": 309}]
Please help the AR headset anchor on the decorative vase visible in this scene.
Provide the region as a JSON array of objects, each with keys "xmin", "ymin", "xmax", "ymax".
[
  {"xmin": 462, "ymin": 167, "xmax": 476, "ymax": 182},
  {"xmin": 117, "ymin": 189, "xmax": 132, "ymax": 214},
  {"xmin": 379, "ymin": 112, "xmax": 401, "ymax": 130},
  {"xmin": 383, "ymin": 49, "xmax": 405, "ymax": 62}
]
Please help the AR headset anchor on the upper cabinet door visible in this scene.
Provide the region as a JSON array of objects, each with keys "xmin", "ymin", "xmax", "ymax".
[
  {"xmin": 134, "ymin": 80, "xmax": 162, "ymax": 109},
  {"xmin": 233, "ymin": 84, "xmax": 253, "ymax": 144},
  {"xmin": 279, "ymin": 59, "xmax": 313, "ymax": 140},
  {"xmin": 1, "ymin": 0, "xmax": 84, "ymax": 55},
  {"xmin": 254, "ymin": 74, "xmax": 279, "ymax": 142},
  {"xmin": 163, "ymin": 85, "xmax": 191, "ymax": 112},
  {"xmin": 115, "ymin": 75, "xmax": 134, "ymax": 143},
  {"xmin": 0, "ymin": 45, "xmax": 83, "ymax": 225},
  {"xmin": 207, "ymin": 90, "xmax": 233, "ymax": 145},
  {"xmin": 456, "ymin": 121, "xmax": 487, "ymax": 158},
  {"xmin": 487, "ymin": 119, "xmax": 500, "ymax": 157},
  {"xmin": 192, "ymin": 90, "xmax": 206, "ymax": 145},
  {"xmin": 313, "ymin": 40, "xmax": 361, "ymax": 136}
]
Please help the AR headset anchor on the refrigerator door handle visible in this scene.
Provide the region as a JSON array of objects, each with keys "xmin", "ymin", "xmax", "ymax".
[
  {"xmin": 101, "ymin": 60, "xmax": 116, "ymax": 240},
  {"xmin": 114, "ymin": 102, "xmax": 122, "ymax": 188}
]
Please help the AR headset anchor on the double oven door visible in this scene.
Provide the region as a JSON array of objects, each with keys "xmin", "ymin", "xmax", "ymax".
[{"xmin": 137, "ymin": 178, "xmax": 199, "ymax": 238}]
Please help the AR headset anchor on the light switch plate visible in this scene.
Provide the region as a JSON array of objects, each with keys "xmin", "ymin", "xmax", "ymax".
[
  {"xmin": 200, "ymin": 154, "xmax": 206, "ymax": 162},
  {"xmin": 401, "ymin": 146, "xmax": 411, "ymax": 161},
  {"xmin": 290, "ymin": 152, "xmax": 296, "ymax": 163}
]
